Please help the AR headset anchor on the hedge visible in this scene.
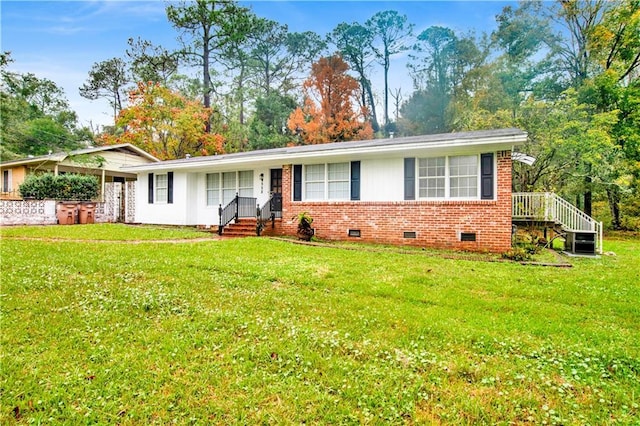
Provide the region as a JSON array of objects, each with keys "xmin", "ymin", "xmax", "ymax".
[{"xmin": 19, "ymin": 173, "xmax": 99, "ymax": 201}]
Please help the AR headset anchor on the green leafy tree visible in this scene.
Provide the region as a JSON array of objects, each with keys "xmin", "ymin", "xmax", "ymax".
[
  {"xmin": 248, "ymin": 92, "xmax": 296, "ymax": 150},
  {"xmin": 2, "ymin": 53, "xmax": 88, "ymax": 159}
]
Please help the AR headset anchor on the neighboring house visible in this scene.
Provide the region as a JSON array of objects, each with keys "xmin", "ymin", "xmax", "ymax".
[
  {"xmin": 124, "ymin": 129, "xmax": 528, "ymax": 252},
  {"xmin": 0, "ymin": 144, "xmax": 159, "ymax": 200}
]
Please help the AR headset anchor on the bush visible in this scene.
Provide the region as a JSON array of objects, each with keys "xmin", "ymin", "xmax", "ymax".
[
  {"xmin": 502, "ymin": 247, "xmax": 532, "ymax": 261},
  {"xmin": 19, "ymin": 173, "xmax": 99, "ymax": 201}
]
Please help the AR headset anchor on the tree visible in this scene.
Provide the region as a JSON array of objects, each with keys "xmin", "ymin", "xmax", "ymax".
[
  {"xmin": 590, "ymin": 0, "xmax": 640, "ymax": 83},
  {"xmin": 248, "ymin": 92, "xmax": 296, "ymax": 150},
  {"xmin": 126, "ymin": 37, "xmax": 179, "ymax": 86},
  {"xmin": 287, "ymin": 55, "xmax": 373, "ymax": 144},
  {"xmin": 366, "ymin": 10, "xmax": 413, "ymax": 130},
  {"xmin": 99, "ymin": 82, "xmax": 224, "ymax": 160},
  {"xmin": 79, "ymin": 58, "xmax": 130, "ymax": 122},
  {"xmin": 330, "ymin": 22, "xmax": 378, "ymax": 131},
  {"xmin": 2, "ymin": 53, "xmax": 87, "ymax": 159},
  {"xmin": 166, "ymin": 0, "xmax": 252, "ymax": 113}
]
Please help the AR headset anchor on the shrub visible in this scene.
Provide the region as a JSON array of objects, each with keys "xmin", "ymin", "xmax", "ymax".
[
  {"xmin": 502, "ymin": 247, "xmax": 532, "ymax": 261},
  {"xmin": 19, "ymin": 173, "xmax": 99, "ymax": 201}
]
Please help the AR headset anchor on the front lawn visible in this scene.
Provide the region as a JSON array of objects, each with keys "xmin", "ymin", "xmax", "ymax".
[{"xmin": 1, "ymin": 226, "xmax": 638, "ymax": 424}]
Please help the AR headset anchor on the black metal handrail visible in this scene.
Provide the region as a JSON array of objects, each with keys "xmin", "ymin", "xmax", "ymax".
[
  {"xmin": 256, "ymin": 193, "xmax": 282, "ymax": 236},
  {"xmin": 218, "ymin": 194, "xmax": 257, "ymax": 235}
]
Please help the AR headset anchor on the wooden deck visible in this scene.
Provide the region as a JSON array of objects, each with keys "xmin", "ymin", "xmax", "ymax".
[{"xmin": 512, "ymin": 192, "xmax": 603, "ymax": 254}]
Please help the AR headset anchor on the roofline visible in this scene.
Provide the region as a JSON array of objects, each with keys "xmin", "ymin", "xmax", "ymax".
[
  {"xmin": 123, "ymin": 128, "xmax": 528, "ymax": 173},
  {"xmin": 0, "ymin": 143, "xmax": 159, "ymax": 167},
  {"xmin": 74, "ymin": 143, "xmax": 160, "ymax": 162}
]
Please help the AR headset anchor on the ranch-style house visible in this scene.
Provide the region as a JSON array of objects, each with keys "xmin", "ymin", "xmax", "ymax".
[{"xmin": 124, "ymin": 128, "xmax": 530, "ymax": 253}]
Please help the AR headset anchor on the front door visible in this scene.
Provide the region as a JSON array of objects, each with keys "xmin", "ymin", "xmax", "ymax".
[{"xmin": 270, "ymin": 168, "xmax": 282, "ymax": 212}]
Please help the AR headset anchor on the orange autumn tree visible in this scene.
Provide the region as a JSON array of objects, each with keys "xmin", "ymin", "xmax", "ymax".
[
  {"xmin": 98, "ymin": 82, "xmax": 224, "ymax": 160},
  {"xmin": 287, "ymin": 55, "xmax": 373, "ymax": 144}
]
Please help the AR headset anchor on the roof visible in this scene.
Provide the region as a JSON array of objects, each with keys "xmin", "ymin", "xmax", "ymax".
[
  {"xmin": 122, "ymin": 128, "xmax": 528, "ymax": 173},
  {"xmin": 0, "ymin": 143, "xmax": 160, "ymax": 167}
]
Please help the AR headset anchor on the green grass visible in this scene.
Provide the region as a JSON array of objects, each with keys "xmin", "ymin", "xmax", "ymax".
[
  {"xmin": 0, "ymin": 223, "xmax": 209, "ymax": 241},
  {"xmin": 1, "ymin": 226, "xmax": 638, "ymax": 424}
]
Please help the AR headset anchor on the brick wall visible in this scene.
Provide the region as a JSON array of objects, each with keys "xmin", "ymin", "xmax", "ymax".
[{"xmin": 280, "ymin": 152, "xmax": 513, "ymax": 253}]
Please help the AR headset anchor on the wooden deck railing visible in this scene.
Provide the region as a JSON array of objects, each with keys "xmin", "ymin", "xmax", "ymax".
[{"xmin": 512, "ymin": 192, "xmax": 603, "ymax": 254}]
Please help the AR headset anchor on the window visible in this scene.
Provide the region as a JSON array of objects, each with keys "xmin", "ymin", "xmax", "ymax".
[
  {"xmin": 418, "ymin": 157, "xmax": 445, "ymax": 198},
  {"xmin": 206, "ymin": 173, "xmax": 220, "ymax": 206},
  {"xmin": 155, "ymin": 174, "xmax": 168, "ymax": 203},
  {"xmin": 328, "ymin": 163, "xmax": 349, "ymax": 199},
  {"xmin": 207, "ymin": 171, "xmax": 254, "ymax": 206},
  {"xmin": 449, "ymin": 155, "xmax": 477, "ymax": 198},
  {"xmin": 305, "ymin": 164, "xmax": 325, "ymax": 200},
  {"xmin": 2, "ymin": 170, "xmax": 11, "ymax": 193},
  {"xmin": 238, "ymin": 171, "xmax": 253, "ymax": 198},
  {"xmin": 303, "ymin": 163, "xmax": 350, "ymax": 201},
  {"xmin": 414, "ymin": 155, "xmax": 480, "ymax": 199},
  {"xmin": 222, "ymin": 172, "xmax": 236, "ymax": 205}
]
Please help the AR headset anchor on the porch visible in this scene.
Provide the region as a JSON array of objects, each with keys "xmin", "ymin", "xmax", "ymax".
[
  {"xmin": 512, "ymin": 192, "xmax": 603, "ymax": 255},
  {"xmin": 217, "ymin": 193, "xmax": 282, "ymax": 237}
]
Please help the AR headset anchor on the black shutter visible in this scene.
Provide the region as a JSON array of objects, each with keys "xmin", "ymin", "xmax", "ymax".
[
  {"xmin": 167, "ymin": 172, "xmax": 174, "ymax": 204},
  {"xmin": 404, "ymin": 158, "xmax": 415, "ymax": 200},
  {"xmin": 148, "ymin": 173, "xmax": 154, "ymax": 204},
  {"xmin": 481, "ymin": 153, "xmax": 494, "ymax": 200},
  {"xmin": 293, "ymin": 165, "xmax": 302, "ymax": 201},
  {"xmin": 350, "ymin": 161, "xmax": 361, "ymax": 201}
]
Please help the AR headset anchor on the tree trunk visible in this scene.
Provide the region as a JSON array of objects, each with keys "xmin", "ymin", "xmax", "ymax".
[
  {"xmin": 584, "ymin": 170, "xmax": 592, "ymax": 217},
  {"xmin": 606, "ymin": 186, "xmax": 621, "ymax": 230},
  {"xmin": 383, "ymin": 48, "xmax": 390, "ymax": 129},
  {"xmin": 362, "ymin": 79, "xmax": 379, "ymax": 132}
]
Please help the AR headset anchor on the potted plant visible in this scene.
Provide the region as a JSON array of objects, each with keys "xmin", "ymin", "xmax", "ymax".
[{"xmin": 295, "ymin": 211, "xmax": 314, "ymax": 241}]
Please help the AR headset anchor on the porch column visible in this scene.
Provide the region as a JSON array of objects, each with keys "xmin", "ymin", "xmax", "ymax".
[{"xmin": 101, "ymin": 169, "xmax": 106, "ymax": 202}]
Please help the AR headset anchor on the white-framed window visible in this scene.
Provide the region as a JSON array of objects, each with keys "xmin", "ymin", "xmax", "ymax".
[
  {"xmin": 416, "ymin": 155, "xmax": 479, "ymax": 199},
  {"xmin": 206, "ymin": 173, "xmax": 220, "ymax": 206},
  {"xmin": 305, "ymin": 164, "xmax": 326, "ymax": 200},
  {"xmin": 155, "ymin": 173, "xmax": 168, "ymax": 203},
  {"xmin": 328, "ymin": 163, "xmax": 349, "ymax": 199},
  {"xmin": 238, "ymin": 170, "xmax": 254, "ymax": 198},
  {"xmin": 449, "ymin": 155, "xmax": 478, "ymax": 198},
  {"xmin": 303, "ymin": 162, "xmax": 350, "ymax": 201},
  {"xmin": 418, "ymin": 157, "xmax": 445, "ymax": 198},
  {"xmin": 206, "ymin": 171, "xmax": 254, "ymax": 206},
  {"xmin": 222, "ymin": 172, "xmax": 236, "ymax": 205}
]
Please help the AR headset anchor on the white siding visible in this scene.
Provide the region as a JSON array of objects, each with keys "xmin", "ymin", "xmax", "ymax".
[
  {"xmin": 135, "ymin": 172, "xmax": 188, "ymax": 225},
  {"xmin": 360, "ymin": 157, "xmax": 405, "ymax": 202}
]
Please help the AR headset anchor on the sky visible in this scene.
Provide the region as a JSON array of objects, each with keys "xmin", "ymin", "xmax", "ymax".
[{"xmin": 1, "ymin": 0, "xmax": 516, "ymax": 130}]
